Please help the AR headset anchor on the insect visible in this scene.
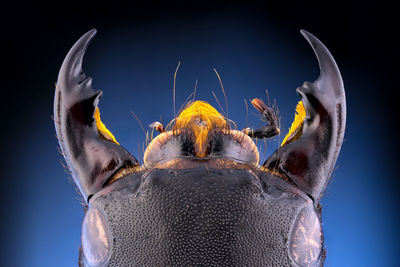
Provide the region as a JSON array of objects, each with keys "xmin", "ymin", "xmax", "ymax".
[{"xmin": 54, "ymin": 29, "xmax": 346, "ymax": 266}]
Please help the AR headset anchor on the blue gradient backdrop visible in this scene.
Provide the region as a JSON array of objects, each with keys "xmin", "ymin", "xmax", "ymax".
[{"xmin": 2, "ymin": 3, "xmax": 398, "ymax": 267}]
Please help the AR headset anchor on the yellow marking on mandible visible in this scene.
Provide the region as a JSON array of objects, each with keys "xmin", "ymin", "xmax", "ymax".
[
  {"xmin": 174, "ymin": 101, "xmax": 227, "ymax": 157},
  {"xmin": 94, "ymin": 108, "xmax": 119, "ymax": 145},
  {"xmin": 281, "ymin": 101, "xmax": 306, "ymax": 146}
]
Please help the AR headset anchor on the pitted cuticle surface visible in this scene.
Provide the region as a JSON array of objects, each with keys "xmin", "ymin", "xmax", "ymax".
[{"xmin": 93, "ymin": 169, "xmax": 308, "ymax": 266}]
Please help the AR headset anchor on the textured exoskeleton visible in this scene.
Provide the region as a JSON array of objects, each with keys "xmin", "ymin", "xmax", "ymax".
[{"xmin": 54, "ymin": 29, "xmax": 346, "ymax": 266}]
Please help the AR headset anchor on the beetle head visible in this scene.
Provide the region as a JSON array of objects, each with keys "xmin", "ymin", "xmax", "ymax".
[{"xmin": 54, "ymin": 29, "xmax": 345, "ymax": 266}]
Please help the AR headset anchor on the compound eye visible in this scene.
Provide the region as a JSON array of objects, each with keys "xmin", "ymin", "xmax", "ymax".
[
  {"xmin": 289, "ymin": 207, "xmax": 323, "ymax": 266},
  {"xmin": 82, "ymin": 205, "xmax": 113, "ymax": 266}
]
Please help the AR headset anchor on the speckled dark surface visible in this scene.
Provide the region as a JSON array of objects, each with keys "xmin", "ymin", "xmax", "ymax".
[{"xmin": 81, "ymin": 169, "xmax": 320, "ymax": 266}]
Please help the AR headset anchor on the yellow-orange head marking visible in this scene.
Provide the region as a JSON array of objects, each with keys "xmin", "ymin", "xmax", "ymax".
[{"xmin": 173, "ymin": 101, "xmax": 227, "ymax": 157}]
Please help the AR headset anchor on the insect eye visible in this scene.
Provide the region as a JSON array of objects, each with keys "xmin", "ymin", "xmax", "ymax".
[
  {"xmin": 289, "ymin": 207, "xmax": 322, "ymax": 265},
  {"xmin": 81, "ymin": 206, "xmax": 113, "ymax": 266}
]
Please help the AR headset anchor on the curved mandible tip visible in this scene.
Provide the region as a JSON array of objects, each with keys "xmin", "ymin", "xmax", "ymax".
[
  {"xmin": 264, "ymin": 30, "xmax": 346, "ymax": 202},
  {"xmin": 300, "ymin": 29, "xmax": 344, "ymax": 98},
  {"xmin": 57, "ymin": 29, "xmax": 97, "ymax": 98},
  {"xmin": 54, "ymin": 29, "xmax": 139, "ymax": 201}
]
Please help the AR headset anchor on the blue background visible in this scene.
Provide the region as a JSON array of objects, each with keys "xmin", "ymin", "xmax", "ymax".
[{"xmin": 2, "ymin": 2, "xmax": 398, "ymax": 266}]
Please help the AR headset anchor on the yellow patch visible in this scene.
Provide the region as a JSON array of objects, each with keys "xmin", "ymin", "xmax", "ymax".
[
  {"xmin": 174, "ymin": 101, "xmax": 227, "ymax": 157},
  {"xmin": 281, "ymin": 101, "xmax": 306, "ymax": 146},
  {"xmin": 94, "ymin": 107, "xmax": 119, "ymax": 145}
]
